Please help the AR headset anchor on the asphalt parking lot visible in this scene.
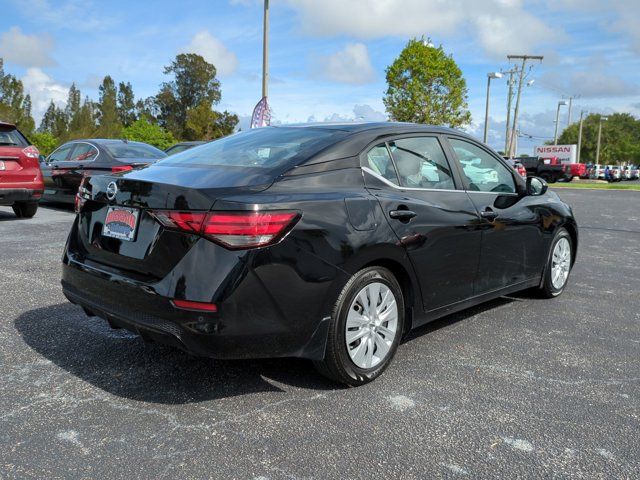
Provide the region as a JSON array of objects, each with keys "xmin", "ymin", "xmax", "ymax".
[{"xmin": 1, "ymin": 189, "xmax": 639, "ymax": 479}]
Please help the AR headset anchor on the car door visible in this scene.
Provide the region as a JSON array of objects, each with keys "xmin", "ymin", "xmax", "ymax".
[
  {"xmin": 63, "ymin": 142, "xmax": 100, "ymax": 192},
  {"xmin": 362, "ymin": 135, "xmax": 482, "ymax": 311},
  {"xmin": 445, "ymin": 136, "xmax": 545, "ymax": 293},
  {"xmin": 43, "ymin": 143, "xmax": 74, "ymax": 194}
]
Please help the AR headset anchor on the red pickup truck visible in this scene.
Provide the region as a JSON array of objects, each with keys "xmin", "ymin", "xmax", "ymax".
[{"xmin": 563, "ymin": 163, "xmax": 587, "ymax": 182}]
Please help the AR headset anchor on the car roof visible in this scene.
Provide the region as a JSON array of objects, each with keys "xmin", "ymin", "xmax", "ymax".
[
  {"xmin": 171, "ymin": 141, "xmax": 206, "ymax": 146},
  {"xmin": 275, "ymin": 122, "xmax": 482, "ymax": 165},
  {"xmin": 66, "ymin": 139, "xmax": 157, "ymax": 148},
  {"xmin": 0, "ymin": 120, "xmax": 17, "ymax": 129},
  {"xmin": 276, "ymin": 121, "xmax": 466, "ymax": 135}
]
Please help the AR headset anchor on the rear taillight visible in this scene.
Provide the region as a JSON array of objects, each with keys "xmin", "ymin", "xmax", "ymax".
[
  {"xmin": 149, "ymin": 210, "xmax": 300, "ymax": 249},
  {"xmin": 171, "ymin": 299, "xmax": 218, "ymax": 312},
  {"xmin": 111, "ymin": 165, "xmax": 133, "ymax": 173},
  {"xmin": 22, "ymin": 145, "xmax": 39, "ymax": 159}
]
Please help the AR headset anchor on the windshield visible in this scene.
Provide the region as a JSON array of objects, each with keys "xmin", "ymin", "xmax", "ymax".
[
  {"xmin": 103, "ymin": 142, "xmax": 167, "ymax": 160},
  {"xmin": 158, "ymin": 127, "xmax": 350, "ymax": 170}
]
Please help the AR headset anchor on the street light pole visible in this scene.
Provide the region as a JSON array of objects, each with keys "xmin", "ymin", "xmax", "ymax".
[
  {"xmin": 483, "ymin": 72, "xmax": 502, "ymax": 144},
  {"xmin": 577, "ymin": 110, "xmax": 586, "ymax": 163},
  {"xmin": 506, "ymin": 54, "xmax": 543, "ymax": 157},
  {"xmin": 553, "ymin": 100, "xmax": 567, "ymax": 145},
  {"xmin": 595, "ymin": 115, "xmax": 608, "ymax": 165},
  {"xmin": 261, "ymin": 0, "xmax": 269, "ymax": 99}
]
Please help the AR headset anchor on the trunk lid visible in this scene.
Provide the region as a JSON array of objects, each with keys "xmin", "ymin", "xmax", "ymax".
[{"xmin": 73, "ymin": 164, "xmax": 275, "ymax": 280}]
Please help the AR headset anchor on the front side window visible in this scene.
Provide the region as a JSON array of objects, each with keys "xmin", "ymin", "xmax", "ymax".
[
  {"xmin": 448, "ymin": 138, "xmax": 516, "ymax": 193},
  {"xmin": 365, "ymin": 144, "xmax": 399, "ymax": 184},
  {"xmin": 48, "ymin": 144, "xmax": 74, "ymax": 163},
  {"xmin": 69, "ymin": 143, "xmax": 99, "ymax": 162},
  {"xmin": 389, "ymin": 137, "xmax": 455, "ymax": 189}
]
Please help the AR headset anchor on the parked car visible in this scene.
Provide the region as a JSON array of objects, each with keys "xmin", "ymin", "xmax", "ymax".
[
  {"xmin": 505, "ymin": 158, "xmax": 527, "ymax": 179},
  {"xmin": 41, "ymin": 139, "xmax": 167, "ymax": 204},
  {"xmin": 630, "ymin": 166, "xmax": 640, "ymax": 180},
  {"xmin": 563, "ymin": 163, "xmax": 587, "ymax": 182},
  {"xmin": 0, "ymin": 121, "xmax": 43, "ymax": 218},
  {"xmin": 165, "ymin": 141, "xmax": 206, "ymax": 156},
  {"xmin": 63, "ymin": 123, "xmax": 578, "ymax": 386},
  {"xmin": 606, "ymin": 165, "xmax": 622, "ymax": 182},
  {"xmin": 518, "ymin": 156, "xmax": 565, "ymax": 183},
  {"xmin": 590, "ymin": 164, "xmax": 605, "ymax": 180}
]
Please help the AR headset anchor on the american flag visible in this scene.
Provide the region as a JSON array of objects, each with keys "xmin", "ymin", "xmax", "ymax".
[{"xmin": 250, "ymin": 96, "xmax": 271, "ymax": 128}]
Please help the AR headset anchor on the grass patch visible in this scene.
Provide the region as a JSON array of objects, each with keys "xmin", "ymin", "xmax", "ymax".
[{"xmin": 550, "ymin": 182, "xmax": 640, "ymax": 191}]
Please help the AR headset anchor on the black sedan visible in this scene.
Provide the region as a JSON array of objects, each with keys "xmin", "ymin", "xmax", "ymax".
[
  {"xmin": 41, "ymin": 139, "xmax": 167, "ymax": 204},
  {"xmin": 62, "ymin": 123, "xmax": 577, "ymax": 386}
]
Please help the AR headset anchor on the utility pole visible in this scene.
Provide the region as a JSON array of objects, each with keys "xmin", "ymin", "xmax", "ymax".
[
  {"xmin": 577, "ymin": 110, "xmax": 586, "ymax": 163},
  {"xmin": 565, "ymin": 95, "xmax": 580, "ymax": 126},
  {"xmin": 506, "ymin": 55, "xmax": 543, "ymax": 157},
  {"xmin": 595, "ymin": 115, "xmax": 608, "ymax": 165},
  {"xmin": 503, "ymin": 68, "xmax": 516, "ymax": 154},
  {"xmin": 261, "ymin": 0, "xmax": 269, "ymax": 99}
]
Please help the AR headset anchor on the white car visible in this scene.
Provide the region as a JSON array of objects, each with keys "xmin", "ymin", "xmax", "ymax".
[{"xmin": 606, "ymin": 165, "xmax": 622, "ymax": 181}]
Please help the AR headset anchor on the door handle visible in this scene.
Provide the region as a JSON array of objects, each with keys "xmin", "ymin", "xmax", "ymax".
[
  {"xmin": 480, "ymin": 208, "xmax": 498, "ymax": 221},
  {"xmin": 389, "ymin": 210, "xmax": 417, "ymax": 221}
]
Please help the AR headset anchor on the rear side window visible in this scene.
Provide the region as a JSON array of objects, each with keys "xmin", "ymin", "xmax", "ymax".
[
  {"xmin": 102, "ymin": 142, "xmax": 166, "ymax": 160},
  {"xmin": 48, "ymin": 144, "xmax": 74, "ymax": 162},
  {"xmin": 0, "ymin": 126, "xmax": 28, "ymax": 147},
  {"xmin": 389, "ymin": 137, "xmax": 455, "ymax": 189},
  {"xmin": 449, "ymin": 138, "xmax": 516, "ymax": 193},
  {"xmin": 69, "ymin": 143, "xmax": 99, "ymax": 162},
  {"xmin": 159, "ymin": 127, "xmax": 349, "ymax": 170},
  {"xmin": 366, "ymin": 144, "xmax": 399, "ymax": 184}
]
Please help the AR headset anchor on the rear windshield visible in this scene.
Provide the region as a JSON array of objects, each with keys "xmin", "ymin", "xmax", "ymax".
[
  {"xmin": 158, "ymin": 127, "xmax": 350, "ymax": 170},
  {"xmin": 102, "ymin": 142, "xmax": 167, "ymax": 160},
  {"xmin": 0, "ymin": 126, "xmax": 29, "ymax": 147}
]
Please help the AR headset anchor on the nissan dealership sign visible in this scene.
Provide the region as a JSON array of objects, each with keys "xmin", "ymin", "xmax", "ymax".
[{"xmin": 534, "ymin": 145, "xmax": 577, "ymax": 164}]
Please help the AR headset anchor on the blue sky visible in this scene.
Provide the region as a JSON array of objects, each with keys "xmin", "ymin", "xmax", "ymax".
[{"xmin": 1, "ymin": 0, "xmax": 639, "ymax": 154}]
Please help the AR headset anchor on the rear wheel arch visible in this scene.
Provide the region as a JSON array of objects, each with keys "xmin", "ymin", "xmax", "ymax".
[{"xmin": 361, "ymin": 258, "xmax": 416, "ymax": 337}]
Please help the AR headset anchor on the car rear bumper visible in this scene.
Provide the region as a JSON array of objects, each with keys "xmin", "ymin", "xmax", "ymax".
[
  {"xmin": 61, "ymin": 246, "xmax": 337, "ymax": 361},
  {"xmin": 0, "ymin": 188, "xmax": 43, "ymax": 205}
]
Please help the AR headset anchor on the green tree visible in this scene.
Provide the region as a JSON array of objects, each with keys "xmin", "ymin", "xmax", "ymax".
[
  {"xmin": 96, "ymin": 75, "xmax": 122, "ymax": 137},
  {"xmin": 383, "ymin": 38, "xmax": 471, "ymax": 128},
  {"xmin": 30, "ymin": 131, "xmax": 58, "ymax": 156},
  {"xmin": 155, "ymin": 53, "xmax": 222, "ymax": 138},
  {"xmin": 122, "ymin": 117, "xmax": 175, "ymax": 150},
  {"xmin": 68, "ymin": 96, "xmax": 97, "ymax": 139},
  {"xmin": 185, "ymin": 102, "xmax": 238, "ymax": 140},
  {"xmin": 557, "ymin": 113, "xmax": 640, "ymax": 164},
  {"xmin": 0, "ymin": 58, "xmax": 35, "ymax": 134},
  {"xmin": 117, "ymin": 81, "xmax": 136, "ymax": 127},
  {"xmin": 39, "ymin": 100, "xmax": 68, "ymax": 138}
]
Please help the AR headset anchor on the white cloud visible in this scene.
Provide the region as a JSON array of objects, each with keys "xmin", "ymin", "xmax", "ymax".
[
  {"xmin": 20, "ymin": 68, "xmax": 68, "ymax": 123},
  {"xmin": 0, "ymin": 27, "xmax": 55, "ymax": 68},
  {"xmin": 181, "ymin": 30, "xmax": 238, "ymax": 76},
  {"xmin": 317, "ymin": 43, "xmax": 375, "ymax": 85},
  {"xmin": 285, "ymin": 0, "xmax": 564, "ymax": 58},
  {"xmin": 11, "ymin": 0, "xmax": 117, "ymax": 32}
]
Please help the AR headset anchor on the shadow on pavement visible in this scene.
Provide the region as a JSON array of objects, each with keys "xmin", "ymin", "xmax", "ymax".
[
  {"xmin": 14, "ymin": 303, "xmax": 339, "ymax": 404},
  {"xmin": 0, "ymin": 209, "xmax": 18, "ymax": 221},
  {"xmin": 16, "ymin": 296, "xmax": 519, "ymax": 402}
]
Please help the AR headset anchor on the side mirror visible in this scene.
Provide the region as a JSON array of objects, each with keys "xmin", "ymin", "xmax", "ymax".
[
  {"xmin": 39, "ymin": 154, "xmax": 46, "ymax": 163},
  {"xmin": 527, "ymin": 176, "xmax": 548, "ymax": 196}
]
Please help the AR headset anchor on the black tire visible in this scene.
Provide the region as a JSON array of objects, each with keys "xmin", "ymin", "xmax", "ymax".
[
  {"xmin": 538, "ymin": 228, "xmax": 572, "ymax": 298},
  {"xmin": 314, "ymin": 266, "xmax": 405, "ymax": 386},
  {"xmin": 540, "ymin": 173, "xmax": 551, "ymax": 183},
  {"xmin": 12, "ymin": 201, "xmax": 38, "ymax": 219}
]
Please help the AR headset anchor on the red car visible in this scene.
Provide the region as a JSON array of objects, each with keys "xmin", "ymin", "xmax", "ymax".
[
  {"xmin": 0, "ymin": 121, "xmax": 43, "ymax": 218},
  {"xmin": 563, "ymin": 163, "xmax": 587, "ymax": 182}
]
